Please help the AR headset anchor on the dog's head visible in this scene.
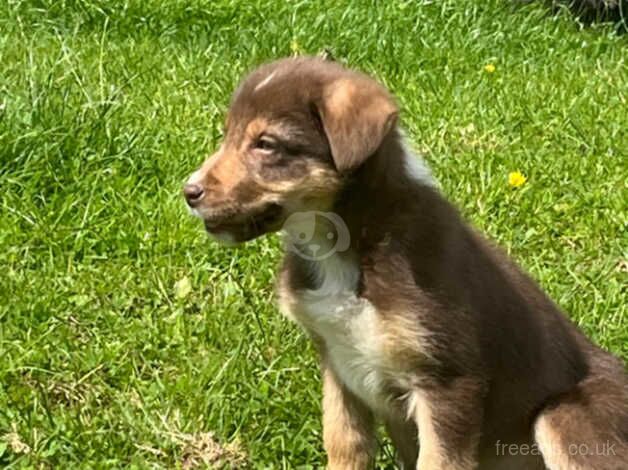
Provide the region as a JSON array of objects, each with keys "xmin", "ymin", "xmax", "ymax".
[{"xmin": 183, "ymin": 57, "xmax": 398, "ymax": 244}]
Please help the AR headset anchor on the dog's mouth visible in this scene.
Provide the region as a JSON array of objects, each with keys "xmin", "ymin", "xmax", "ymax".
[{"xmin": 203, "ymin": 202, "xmax": 284, "ymax": 243}]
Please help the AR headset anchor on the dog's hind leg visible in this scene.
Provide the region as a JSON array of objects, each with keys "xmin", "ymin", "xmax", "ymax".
[{"xmin": 534, "ymin": 354, "xmax": 628, "ymax": 470}]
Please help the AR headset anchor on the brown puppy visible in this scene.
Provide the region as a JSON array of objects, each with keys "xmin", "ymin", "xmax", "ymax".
[{"xmin": 184, "ymin": 57, "xmax": 628, "ymax": 469}]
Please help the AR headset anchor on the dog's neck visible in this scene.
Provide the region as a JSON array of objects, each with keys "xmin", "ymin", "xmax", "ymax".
[
  {"xmin": 283, "ymin": 129, "xmax": 439, "ymax": 295},
  {"xmin": 353, "ymin": 129, "xmax": 434, "ymax": 192},
  {"xmin": 334, "ymin": 129, "xmax": 437, "ymax": 252}
]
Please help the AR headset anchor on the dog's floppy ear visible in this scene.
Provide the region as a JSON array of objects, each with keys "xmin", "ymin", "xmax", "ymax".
[{"xmin": 316, "ymin": 76, "xmax": 398, "ymax": 173}]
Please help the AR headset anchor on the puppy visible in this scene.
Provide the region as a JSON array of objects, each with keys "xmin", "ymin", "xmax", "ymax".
[{"xmin": 184, "ymin": 57, "xmax": 628, "ymax": 469}]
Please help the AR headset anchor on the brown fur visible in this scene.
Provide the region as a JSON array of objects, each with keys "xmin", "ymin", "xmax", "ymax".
[
  {"xmin": 322, "ymin": 358, "xmax": 377, "ymax": 469},
  {"xmin": 184, "ymin": 56, "xmax": 628, "ymax": 469}
]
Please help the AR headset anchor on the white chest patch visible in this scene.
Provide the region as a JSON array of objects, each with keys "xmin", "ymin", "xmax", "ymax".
[{"xmin": 280, "ymin": 253, "xmax": 389, "ymax": 414}]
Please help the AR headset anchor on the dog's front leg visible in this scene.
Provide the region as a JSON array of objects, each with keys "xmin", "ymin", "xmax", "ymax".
[
  {"xmin": 410, "ymin": 377, "xmax": 484, "ymax": 470},
  {"xmin": 322, "ymin": 361, "xmax": 375, "ymax": 469}
]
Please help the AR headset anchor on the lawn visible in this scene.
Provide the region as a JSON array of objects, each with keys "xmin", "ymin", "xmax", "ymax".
[{"xmin": 0, "ymin": 0, "xmax": 626, "ymax": 468}]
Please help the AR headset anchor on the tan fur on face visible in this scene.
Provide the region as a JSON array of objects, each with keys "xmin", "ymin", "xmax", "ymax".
[
  {"xmin": 204, "ymin": 117, "xmax": 268, "ymax": 191},
  {"xmin": 254, "ymin": 164, "xmax": 341, "ymax": 205},
  {"xmin": 210, "ymin": 151, "xmax": 247, "ymax": 191},
  {"xmin": 242, "ymin": 117, "xmax": 268, "ymax": 143}
]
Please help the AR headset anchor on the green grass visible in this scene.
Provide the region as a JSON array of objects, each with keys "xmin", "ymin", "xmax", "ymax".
[{"xmin": 0, "ymin": 0, "xmax": 626, "ymax": 468}]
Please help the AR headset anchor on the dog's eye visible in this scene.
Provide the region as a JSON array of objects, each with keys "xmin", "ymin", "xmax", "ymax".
[{"xmin": 254, "ymin": 137, "xmax": 276, "ymax": 152}]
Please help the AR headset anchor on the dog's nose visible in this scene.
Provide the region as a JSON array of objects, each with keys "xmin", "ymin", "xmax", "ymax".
[{"xmin": 183, "ymin": 184, "xmax": 205, "ymax": 206}]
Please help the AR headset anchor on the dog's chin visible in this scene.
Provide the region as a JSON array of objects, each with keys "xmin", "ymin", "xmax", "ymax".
[
  {"xmin": 207, "ymin": 230, "xmax": 242, "ymax": 247},
  {"xmin": 203, "ymin": 203, "xmax": 284, "ymax": 246}
]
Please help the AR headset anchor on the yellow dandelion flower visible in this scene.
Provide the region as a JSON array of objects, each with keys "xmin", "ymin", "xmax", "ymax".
[
  {"xmin": 484, "ymin": 63, "xmax": 496, "ymax": 73},
  {"xmin": 508, "ymin": 171, "xmax": 527, "ymax": 188}
]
